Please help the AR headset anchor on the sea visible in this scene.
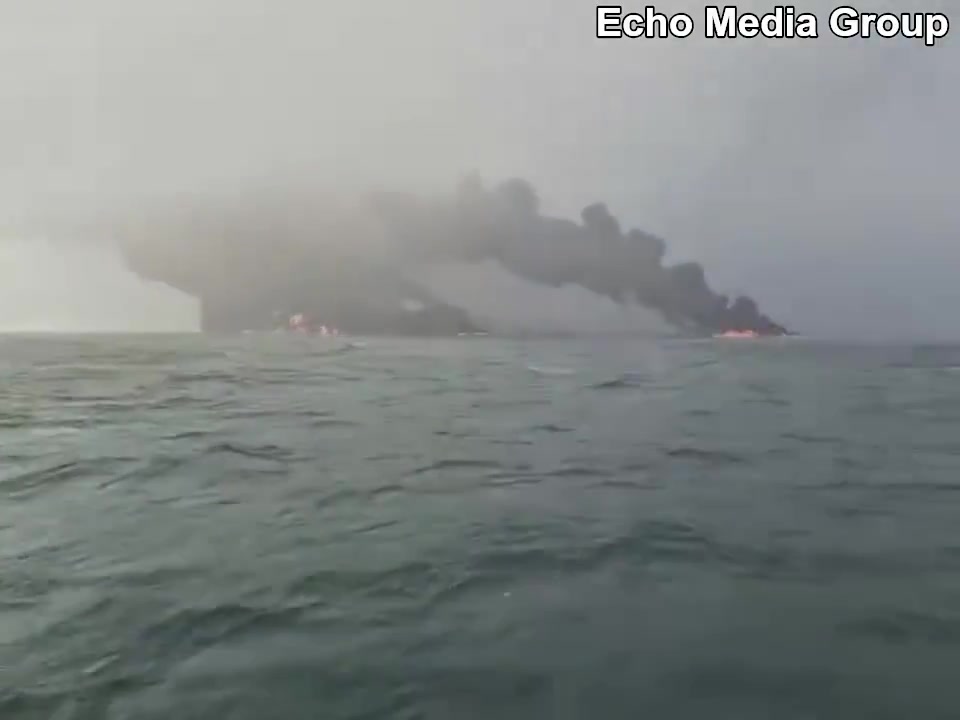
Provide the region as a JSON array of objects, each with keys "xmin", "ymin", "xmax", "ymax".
[{"xmin": 2, "ymin": 334, "xmax": 959, "ymax": 719}]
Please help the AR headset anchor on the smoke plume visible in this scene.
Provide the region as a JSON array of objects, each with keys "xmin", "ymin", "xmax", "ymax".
[
  {"xmin": 2, "ymin": 1, "xmax": 957, "ymax": 338},
  {"xmin": 107, "ymin": 176, "xmax": 786, "ymax": 335}
]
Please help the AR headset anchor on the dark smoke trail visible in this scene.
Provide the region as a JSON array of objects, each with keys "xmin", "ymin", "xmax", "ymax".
[
  {"xmin": 110, "ymin": 176, "xmax": 787, "ymax": 335},
  {"xmin": 369, "ymin": 175, "xmax": 787, "ymax": 334}
]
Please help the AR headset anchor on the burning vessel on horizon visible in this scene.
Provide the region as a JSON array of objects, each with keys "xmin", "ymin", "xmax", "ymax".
[{"xmin": 109, "ymin": 176, "xmax": 789, "ymax": 338}]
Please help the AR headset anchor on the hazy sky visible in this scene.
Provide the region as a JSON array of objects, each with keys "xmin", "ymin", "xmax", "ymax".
[
  {"xmin": 2, "ymin": 0, "xmax": 957, "ymax": 338},
  {"xmin": 0, "ymin": 239, "xmax": 200, "ymax": 332}
]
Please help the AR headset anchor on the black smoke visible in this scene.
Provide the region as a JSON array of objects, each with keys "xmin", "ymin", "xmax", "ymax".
[
  {"xmin": 114, "ymin": 175, "xmax": 787, "ymax": 335},
  {"xmin": 369, "ymin": 175, "xmax": 787, "ymax": 335}
]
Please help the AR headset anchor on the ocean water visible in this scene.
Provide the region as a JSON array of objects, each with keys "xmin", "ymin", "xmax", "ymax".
[{"xmin": 2, "ymin": 334, "xmax": 960, "ymax": 719}]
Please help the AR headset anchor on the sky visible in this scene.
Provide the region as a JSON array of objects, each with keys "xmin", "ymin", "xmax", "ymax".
[
  {"xmin": 0, "ymin": 239, "xmax": 199, "ymax": 332},
  {"xmin": 1, "ymin": 0, "xmax": 957, "ymax": 338}
]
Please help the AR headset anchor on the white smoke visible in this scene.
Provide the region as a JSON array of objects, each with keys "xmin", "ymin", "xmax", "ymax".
[
  {"xmin": 0, "ymin": 239, "xmax": 200, "ymax": 333},
  {"xmin": 412, "ymin": 259, "xmax": 677, "ymax": 336}
]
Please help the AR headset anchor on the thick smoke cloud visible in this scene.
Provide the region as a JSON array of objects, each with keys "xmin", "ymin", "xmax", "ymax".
[
  {"xmin": 412, "ymin": 259, "xmax": 675, "ymax": 336},
  {"xmin": 369, "ymin": 176, "xmax": 786, "ymax": 333},
  {"xmin": 108, "ymin": 175, "xmax": 785, "ymax": 335},
  {"xmin": 2, "ymin": 0, "xmax": 958, "ymax": 338}
]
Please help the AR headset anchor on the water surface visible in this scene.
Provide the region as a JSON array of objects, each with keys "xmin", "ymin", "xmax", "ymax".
[{"xmin": 2, "ymin": 335, "xmax": 959, "ymax": 719}]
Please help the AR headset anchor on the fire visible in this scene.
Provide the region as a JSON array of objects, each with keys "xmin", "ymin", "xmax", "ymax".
[
  {"xmin": 714, "ymin": 329, "xmax": 760, "ymax": 339},
  {"xmin": 286, "ymin": 313, "xmax": 339, "ymax": 336}
]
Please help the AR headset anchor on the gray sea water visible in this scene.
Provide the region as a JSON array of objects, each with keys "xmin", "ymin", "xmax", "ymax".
[{"xmin": 2, "ymin": 334, "xmax": 960, "ymax": 719}]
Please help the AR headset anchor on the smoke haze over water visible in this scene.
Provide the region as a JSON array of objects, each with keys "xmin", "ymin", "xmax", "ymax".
[
  {"xmin": 0, "ymin": 240, "xmax": 200, "ymax": 333},
  {"xmin": 1, "ymin": 0, "xmax": 958, "ymax": 338},
  {"xmin": 412, "ymin": 261, "xmax": 676, "ymax": 336}
]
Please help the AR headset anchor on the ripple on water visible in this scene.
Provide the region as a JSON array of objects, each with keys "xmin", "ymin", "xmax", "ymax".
[{"xmin": 4, "ymin": 337, "xmax": 960, "ymax": 719}]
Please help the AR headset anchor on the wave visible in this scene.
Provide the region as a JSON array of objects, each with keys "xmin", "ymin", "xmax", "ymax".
[{"xmin": 526, "ymin": 365, "xmax": 576, "ymax": 377}]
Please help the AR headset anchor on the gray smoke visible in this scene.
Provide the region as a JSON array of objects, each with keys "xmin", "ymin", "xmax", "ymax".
[
  {"xmin": 411, "ymin": 260, "xmax": 675, "ymax": 336},
  {"xmin": 2, "ymin": 0, "xmax": 957, "ymax": 338},
  {"xmin": 95, "ymin": 175, "xmax": 783, "ymax": 335},
  {"xmin": 368, "ymin": 175, "xmax": 786, "ymax": 333},
  {"xmin": 0, "ymin": 239, "xmax": 199, "ymax": 333}
]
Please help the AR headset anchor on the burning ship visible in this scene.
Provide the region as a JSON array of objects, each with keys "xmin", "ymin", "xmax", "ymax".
[
  {"xmin": 714, "ymin": 329, "xmax": 761, "ymax": 339},
  {"xmin": 104, "ymin": 176, "xmax": 788, "ymax": 338},
  {"xmin": 282, "ymin": 312, "xmax": 340, "ymax": 336}
]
